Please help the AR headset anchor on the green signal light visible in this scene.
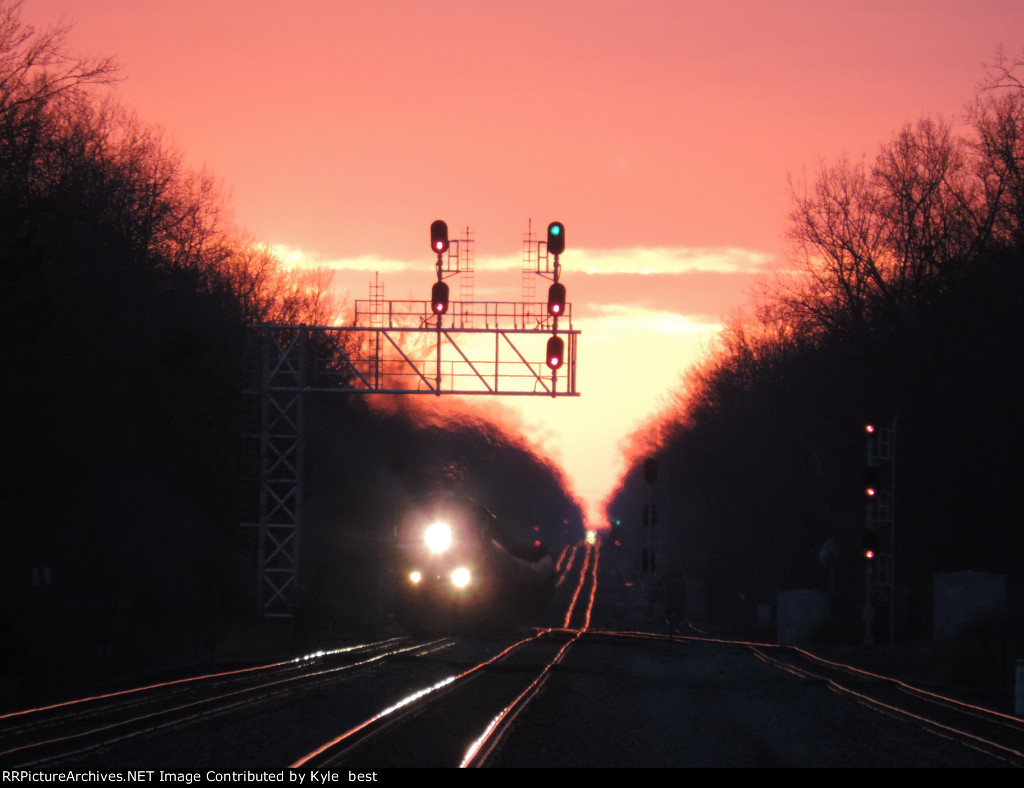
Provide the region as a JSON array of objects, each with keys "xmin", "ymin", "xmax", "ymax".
[{"xmin": 547, "ymin": 221, "xmax": 565, "ymax": 255}]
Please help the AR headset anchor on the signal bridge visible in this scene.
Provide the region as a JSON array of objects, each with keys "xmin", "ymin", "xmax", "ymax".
[
  {"xmin": 240, "ymin": 219, "xmax": 579, "ymax": 616},
  {"xmin": 243, "ymin": 300, "xmax": 577, "ymax": 398}
]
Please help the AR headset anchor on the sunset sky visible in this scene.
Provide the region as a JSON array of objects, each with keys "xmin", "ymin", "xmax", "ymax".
[{"xmin": 26, "ymin": 0, "xmax": 1024, "ymax": 526}]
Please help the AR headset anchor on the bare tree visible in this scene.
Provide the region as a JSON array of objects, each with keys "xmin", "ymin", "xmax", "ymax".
[
  {"xmin": 978, "ymin": 45, "xmax": 1024, "ymax": 93},
  {"xmin": 872, "ymin": 118, "xmax": 982, "ymax": 294},
  {"xmin": 778, "ymin": 156, "xmax": 889, "ymax": 335},
  {"xmin": 968, "ymin": 89, "xmax": 1024, "ymax": 249},
  {"xmin": 0, "ymin": 0, "xmax": 117, "ymax": 129},
  {"xmin": 775, "ymin": 112, "xmax": 1001, "ymax": 338}
]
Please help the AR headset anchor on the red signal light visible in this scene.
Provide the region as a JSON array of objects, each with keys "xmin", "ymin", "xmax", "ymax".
[
  {"xmin": 431, "ymin": 281, "xmax": 449, "ymax": 315},
  {"xmin": 862, "ymin": 530, "xmax": 880, "ymax": 561},
  {"xmin": 547, "ymin": 282, "xmax": 566, "ymax": 317},
  {"xmin": 430, "ymin": 219, "xmax": 449, "ymax": 255},
  {"xmin": 863, "ymin": 467, "xmax": 881, "ymax": 498},
  {"xmin": 545, "ymin": 335, "xmax": 564, "ymax": 370}
]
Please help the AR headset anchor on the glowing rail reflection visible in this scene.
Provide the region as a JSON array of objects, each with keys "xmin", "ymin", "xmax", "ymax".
[
  {"xmin": 463, "ymin": 539, "xmax": 601, "ymax": 766},
  {"xmin": 291, "ymin": 633, "xmax": 546, "ymax": 768}
]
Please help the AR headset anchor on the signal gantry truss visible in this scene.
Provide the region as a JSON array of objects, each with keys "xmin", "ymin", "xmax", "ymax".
[{"xmin": 262, "ymin": 300, "xmax": 578, "ymax": 397}]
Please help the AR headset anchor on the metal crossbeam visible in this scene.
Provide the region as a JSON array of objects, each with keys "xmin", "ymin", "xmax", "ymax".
[
  {"xmin": 353, "ymin": 298, "xmax": 573, "ymax": 332},
  {"xmin": 262, "ymin": 303, "xmax": 580, "ymax": 397},
  {"xmin": 290, "ymin": 326, "xmax": 579, "ymax": 396}
]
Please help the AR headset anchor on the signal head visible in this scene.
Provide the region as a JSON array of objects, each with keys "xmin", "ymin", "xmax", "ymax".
[
  {"xmin": 547, "ymin": 221, "xmax": 565, "ymax": 256},
  {"xmin": 862, "ymin": 529, "xmax": 880, "ymax": 560},
  {"xmin": 546, "ymin": 334, "xmax": 564, "ymax": 370},
  {"xmin": 430, "ymin": 219, "xmax": 449, "ymax": 254},
  {"xmin": 547, "ymin": 282, "xmax": 566, "ymax": 316},
  {"xmin": 431, "ymin": 281, "xmax": 450, "ymax": 315},
  {"xmin": 863, "ymin": 467, "xmax": 881, "ymax": 498}
]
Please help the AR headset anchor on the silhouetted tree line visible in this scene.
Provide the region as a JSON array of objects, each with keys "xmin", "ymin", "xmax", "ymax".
[
  {"xmin": 608, "ymin": 52, "xmax": 1024, "ymax": 648},
  {"xmin": 0, "ymin": 2, "xmax": 581, "ymax": 708},
  {"xmin": 0, "ymin": 0, "xmax": 340, "ymax": 706}
]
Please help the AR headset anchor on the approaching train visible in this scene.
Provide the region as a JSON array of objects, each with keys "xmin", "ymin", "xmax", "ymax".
[{"xmin": 389, "ymin": 493, "xmax": 555, "ymax": 633}]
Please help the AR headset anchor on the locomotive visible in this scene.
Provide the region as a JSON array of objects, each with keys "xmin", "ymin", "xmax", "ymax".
[{"xmin": 389, "ymin": 493, "xmax": 555, "ymax": 633}]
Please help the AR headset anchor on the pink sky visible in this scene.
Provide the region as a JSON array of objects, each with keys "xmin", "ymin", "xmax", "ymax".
[{"xmin": 26, "ymin": 0, "xmax": 1024, "ymax": 525}]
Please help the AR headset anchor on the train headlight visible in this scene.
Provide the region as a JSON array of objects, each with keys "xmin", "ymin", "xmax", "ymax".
[
  {"xmin": 425, "ymin": 521, "xmax": 452, "ymax": 554},
  {"xmin": 450, "ymin": 567, "xmax": 471, "ymax": 588},
  {"xmin": 409, "ymin": 570, "xmax": 422, "ymax": 584}
]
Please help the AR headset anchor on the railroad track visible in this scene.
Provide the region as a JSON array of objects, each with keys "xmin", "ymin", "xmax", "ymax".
[
  {"xmin": 748, "ymin": 643, "xmax": 1024, "ymax": 767},
  {"xmin": 294, "ymin": 541, "xmax": 601, "ymax": 768},
  {"xmin": 0, "ymin": 637, "xmax": 442, "ymax": 767},
  {"xmin": 18, "ymin": 540, "xmax": 1008, "ymax": 768},
  {"xmin": 292, "ymin": 628, "xmax": 581, "ymax": 768},
  {"xmin": 1, "ymin": 541, "xmax": 601, "ymax": 770},
  {"xmin": 584, "ymin": 626, "xmax": 1024, "ymax": 766}
]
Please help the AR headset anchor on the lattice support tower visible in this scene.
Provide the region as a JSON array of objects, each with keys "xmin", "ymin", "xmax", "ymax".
[{"xmin": 241, "ymin": 325, "xmax": 307, "ymax": 618}]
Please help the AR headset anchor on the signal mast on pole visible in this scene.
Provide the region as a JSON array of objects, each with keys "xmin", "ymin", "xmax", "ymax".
[{"xmin": 862, "ymin": 419, "xmax": 896, "ymax": 646}]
